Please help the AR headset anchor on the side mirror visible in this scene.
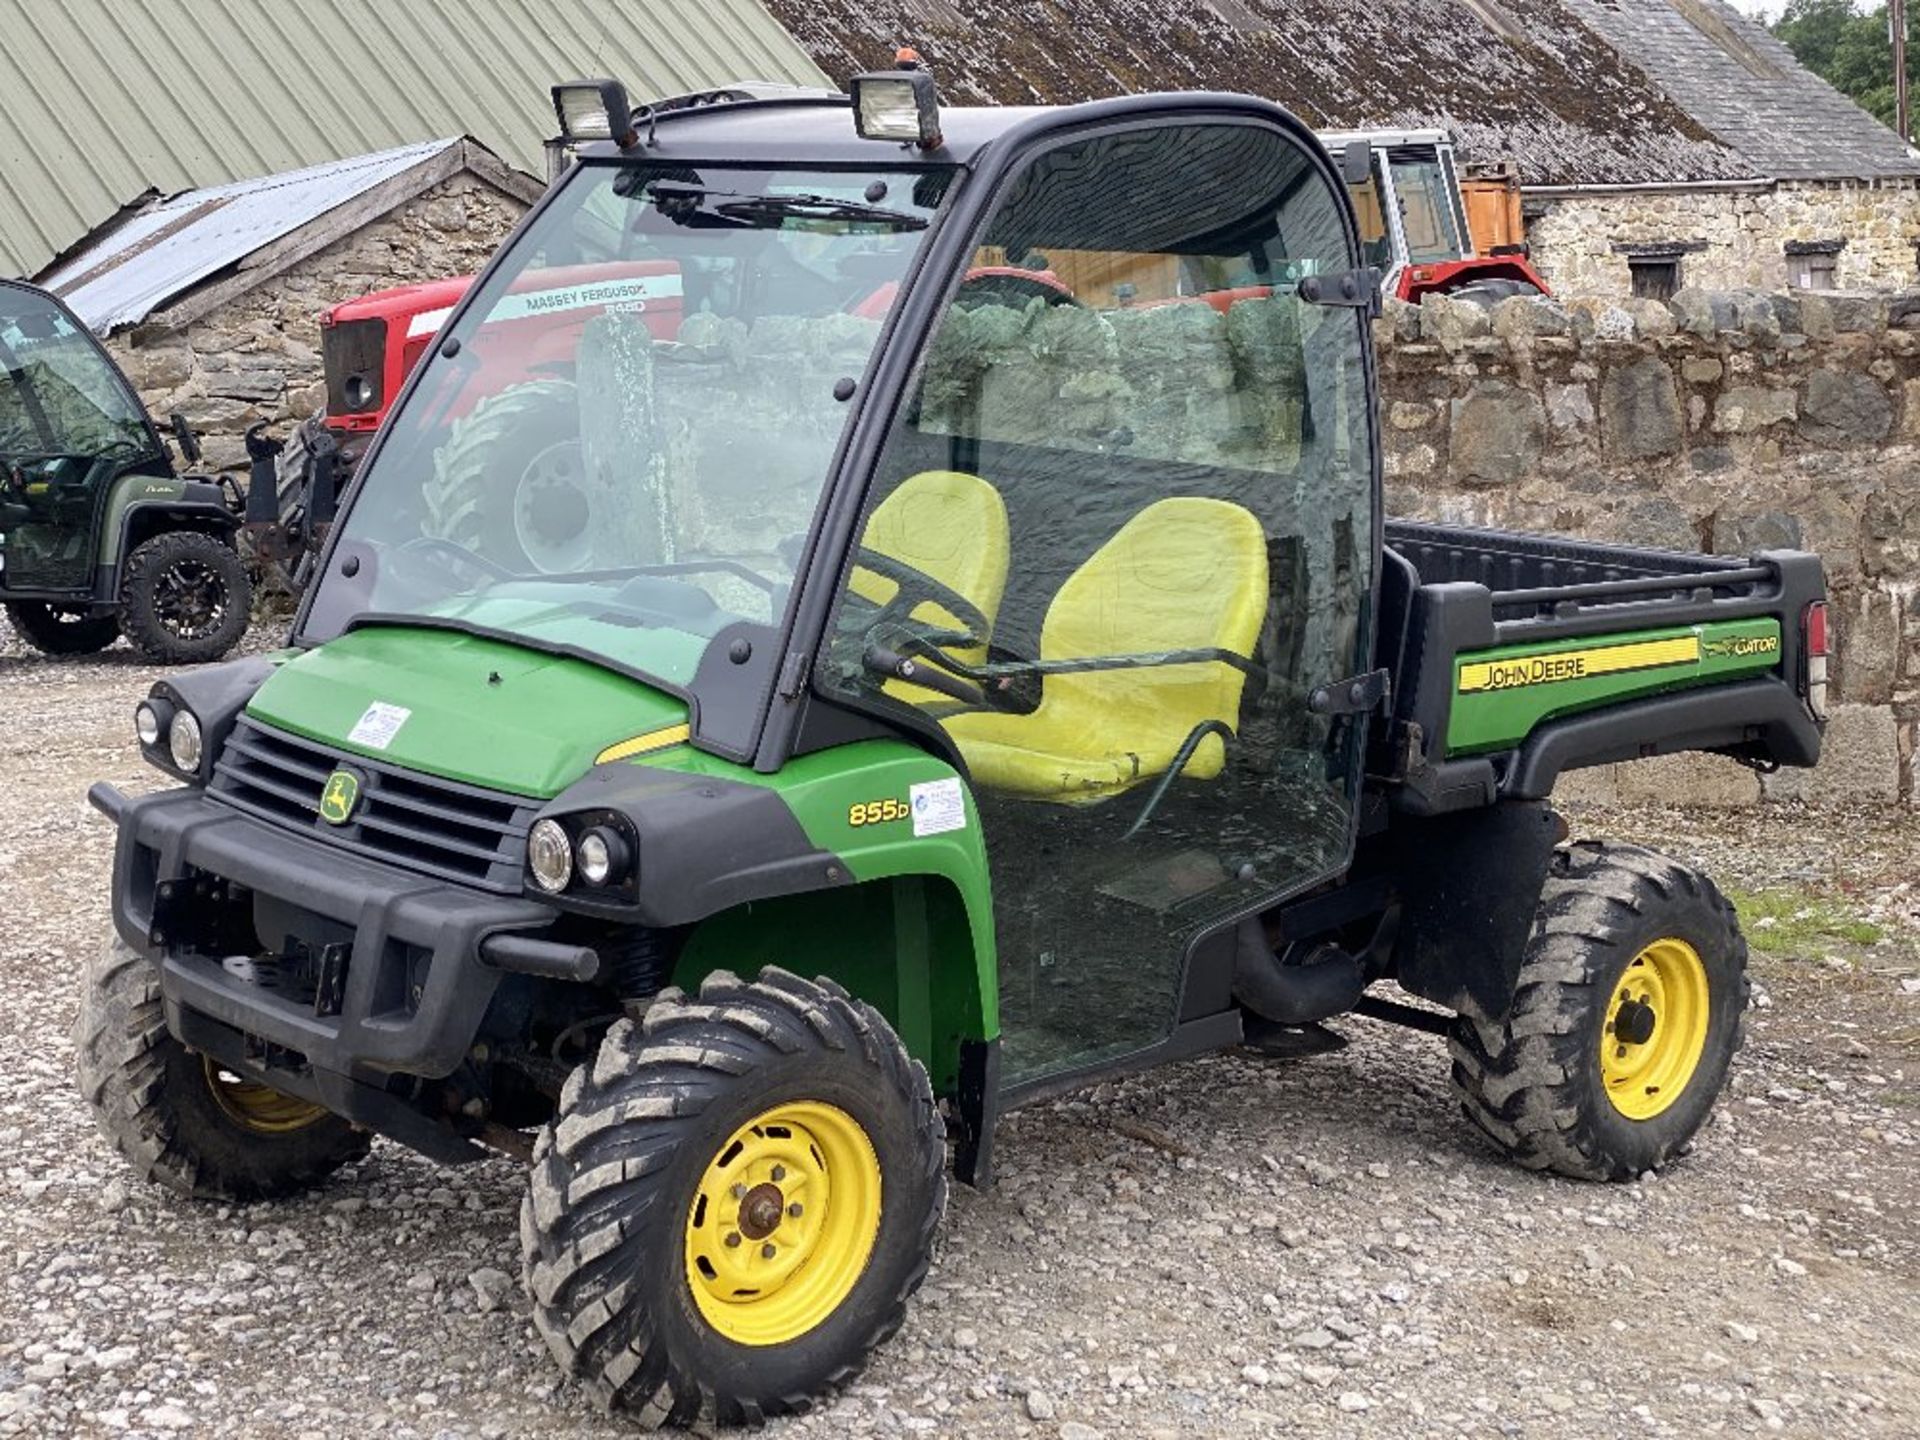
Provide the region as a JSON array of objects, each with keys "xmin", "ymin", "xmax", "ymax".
[
  {"xmin": 169, "ymin": 412, "xmax": 202, "ymax": 465},
  {"xmin": 1341, "ymin": 140, "xmax": 1373, "ymax": 187}
]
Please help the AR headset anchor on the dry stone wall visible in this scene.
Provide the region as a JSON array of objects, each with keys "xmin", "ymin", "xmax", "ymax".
[
  {"xmin": 108, "ymin": 174, "xmax": 529, "ymax": 472},
  {"xmin": 1529, "ymin": 180, "xmax": 1920, "ymax": 295},
  {"xmin": 1378, "ymin": 286, "xmax": 1920, "ymax": 807}
]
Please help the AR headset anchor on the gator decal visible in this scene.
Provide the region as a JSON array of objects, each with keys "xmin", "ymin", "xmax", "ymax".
[{"xmin": 1448, "ymin": 617, "xmax": 1783, "ymax": 756}]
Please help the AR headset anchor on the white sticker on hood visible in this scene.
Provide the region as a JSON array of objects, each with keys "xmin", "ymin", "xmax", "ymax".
[
  {"xmin": 909, "ymin": 777, "xmax": 967, "ymax": 837},
  {"xmin": 347, "ymin": 701, "xmax": 412, "ymax": 751}
]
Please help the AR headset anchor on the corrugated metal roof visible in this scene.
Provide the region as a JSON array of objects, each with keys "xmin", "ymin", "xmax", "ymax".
[
  {"xmin": 42, "ymin": 139, "xmax": 461, "ymax": 333},
  {"xmin": 0, "ymin": 0, "xmax": 830, "ymax": 279}
]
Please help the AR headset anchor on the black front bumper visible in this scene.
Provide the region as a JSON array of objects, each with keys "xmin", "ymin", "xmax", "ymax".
[{"xmin": 98, "ymin": 782, "xmax": 562, "ymax": 1158}]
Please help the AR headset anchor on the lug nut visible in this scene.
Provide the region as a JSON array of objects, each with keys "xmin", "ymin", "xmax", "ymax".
[
  {"xmin": 761, "ymin": 1243, "xmax": 777, "ymax": 1259},
  {"xmin": 770, "ymin": 1165, "xmax": 785, "ymax": 1182},
  {"xmin": 725, "ymin": 1233, "xmax": 741, "ymax": 1248},
  {"xmin": 731, "ymin": 1183, "xmax": 747, "ymax": 1199},
  {"xmin": 788, "ymin": 1202, "xmax": 804, "ymax": 1218}
]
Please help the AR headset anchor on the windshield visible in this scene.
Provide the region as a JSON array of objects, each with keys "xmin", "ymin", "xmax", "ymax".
[
  {"xmin": 1386, "ymin": 150, "xmax": 1468, "ymax": 265},
  {"xmin": 302, "ymin": 162, "xmax": 951, "ymax": 752},
  {"xmin": 0, "ymin": 285, "xmax": 158, "ymax": 462}
]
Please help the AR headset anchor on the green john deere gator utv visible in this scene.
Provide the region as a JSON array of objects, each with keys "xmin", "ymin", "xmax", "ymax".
[
  {"xmin": 0, "ymin": 280, "xmax": 253, "ymax": 662},
  {"xmin": 83, "ymin": 71, "xmax": 1829, "ymax": 1426}
]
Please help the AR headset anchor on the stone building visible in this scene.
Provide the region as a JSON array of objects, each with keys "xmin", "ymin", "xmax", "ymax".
[
  {"xmin": 41, "ymin": 141, "xmax": 541, "ymax": 470},
  {"xmin": 767, "ymin": 0, "xmax": 1920, "ymax": 296}
]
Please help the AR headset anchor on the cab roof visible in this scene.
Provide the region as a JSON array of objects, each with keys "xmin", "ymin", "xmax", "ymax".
[{"xmin": 569, "ymin": 91, "xmax": 1311, "ymax": 170}]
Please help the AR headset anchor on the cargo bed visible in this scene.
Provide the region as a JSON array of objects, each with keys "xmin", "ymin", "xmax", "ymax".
[{"xmin": 1374, "ymin": 519, "xmax": 1827, "ymax": 815}]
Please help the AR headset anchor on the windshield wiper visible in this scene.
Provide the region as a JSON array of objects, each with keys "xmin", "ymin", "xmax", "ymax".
[{"xmin": 644, "ymin": 181, "xmax": 926, "ymax": 232}]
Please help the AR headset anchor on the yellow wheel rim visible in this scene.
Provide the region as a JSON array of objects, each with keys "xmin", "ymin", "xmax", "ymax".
[
  {"xmin": 203, "ymin": 1057, "xmax": 330, "ymax": 1134},
  {"xmin": 684, "ymin": 1101, "xmax": 882, "ymax": 1347},
  {"xmin": 1601, "ymin": 938, "xmax": 1710, "ymax": 1120}
]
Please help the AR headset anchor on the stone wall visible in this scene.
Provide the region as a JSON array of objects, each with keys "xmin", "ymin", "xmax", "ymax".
[
  {"xmin": 1528, "ymin": 179, "xmax": 1920, "ymax": 296},
  {"xmin": 109, "ymin": 173, "xmax": 530, "ymax": 471},
  {"xmin": 1378, "ymin": 286, "xmax": 1920, "ymax": 807}
]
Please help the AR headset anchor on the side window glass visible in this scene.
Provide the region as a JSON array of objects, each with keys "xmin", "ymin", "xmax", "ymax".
[{"xmin": 819, "ymin": 120, "xmax": 1377, "ymax": 1083}]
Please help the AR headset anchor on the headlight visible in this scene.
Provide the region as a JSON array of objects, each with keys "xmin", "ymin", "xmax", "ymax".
[
  {"xmin": 135, "ymin": 700, "xmax": 167, "ymax": 747},
  {"xmin": 168, "ymin": 710, "xmax": 203, "ymax": 773},
  {"xmin": 528, "ymin": 818, "xmax": 573, "ymax": 893},
  {"xmin": 576, "ymin": 825, "xmax": 632, "ymax": 887}
]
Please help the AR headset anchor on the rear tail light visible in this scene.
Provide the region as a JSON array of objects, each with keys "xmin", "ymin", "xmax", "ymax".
[{"xmin": 1803, "ymin": 600, "xmax": 1829, "ymax": 722}]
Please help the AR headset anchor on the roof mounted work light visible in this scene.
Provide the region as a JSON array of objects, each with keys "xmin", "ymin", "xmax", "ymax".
[
  {"xmin": 850, "ymin": 49, "xmax": 942, "ymax": 149},
  {"xmin": 552, "ymin": 78, "xmax": 638, "ymax": 148}
]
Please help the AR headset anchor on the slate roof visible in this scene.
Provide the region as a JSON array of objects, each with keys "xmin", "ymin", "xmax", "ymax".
[
  {"xmin": 1567, "ymin": 0, "xmax": 1920, "ymax": 182},
  {"xmin": 763, "ymin": 0, "xmax": 1920, "ymax": 186}
]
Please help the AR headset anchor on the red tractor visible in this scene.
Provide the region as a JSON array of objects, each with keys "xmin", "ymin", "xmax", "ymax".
[
  {"xmin": 1321, "ymin": 128, "xmax": 1550, "ymax": 305},
  {"xmin": 268, "ymin": 127, "xmax": 1540, "ymax": 582},
  {"xmin": 259, "ymin": 260, "xmax": 685, "ymax": 584}
]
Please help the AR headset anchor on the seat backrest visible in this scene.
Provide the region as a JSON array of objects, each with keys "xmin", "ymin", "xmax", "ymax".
[
  {"xmin": 1039, "ymin": 496, "xmax": 1268, "ymax": 739},
  {"xmin": 850, "ymin": 469, "xmax": 1010, "ymax": 700}
]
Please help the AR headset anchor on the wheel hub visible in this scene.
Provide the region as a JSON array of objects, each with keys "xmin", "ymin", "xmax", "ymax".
[
  {"xmin": 511, "ymin": 441, "xmax": 593, "ymax": 573},
  {"xmin": 156, "ymin": 559, "xmax": 226, "ymax": 639},
  {"xmin": 683, "ymin": 1101, "xmax": 882, "ymax": 1347},
  {"xmin": 738, "ymin": 1181, "xmax": 786, "ymax": 1241},
  {"xmin": 1602, "ymin": 938, "xmax": 1711, "ymax": 1121},
  {"xmin": 1613, "ymin": 996, "xmax": 1657, "ymax": 1046}
]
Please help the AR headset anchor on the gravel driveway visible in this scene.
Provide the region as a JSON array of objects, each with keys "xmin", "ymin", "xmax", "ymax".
[{"xmin": 2, "ymin": 622, "xmax": 1916, "ymax": 1439}]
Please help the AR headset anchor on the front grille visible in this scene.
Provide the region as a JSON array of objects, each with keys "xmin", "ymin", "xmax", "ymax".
[{"xmin": 210, "ymin": 717, "xmax": 539, "ymax": 892}]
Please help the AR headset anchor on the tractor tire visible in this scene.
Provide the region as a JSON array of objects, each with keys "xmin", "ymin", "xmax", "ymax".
[
  {"xmin": 521, "ymin": 968, "xmax": 946, "ymax": 1427},
  {"xmin": 421, "ymin": 380, "xmax": 593, "ymax": 574},
  {"xmin": 75, "ymin": 936, "xmax": 369, "ymax": 1202},
  {"xmin": 120, "ymin": 530, "xmax": 253, "ymax": 664},
  {"xmin": 1449, "ymin": 841, "xmax": 1748, "ymax": 1181},
  {"xmin": 5, "ymin": 601, "xmax": 120, "ymax": 655}
]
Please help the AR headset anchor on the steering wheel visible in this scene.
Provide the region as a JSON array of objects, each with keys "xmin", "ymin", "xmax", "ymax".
[{"xmin": 853, "ymin": 547, "xmax": 989, "ymax": 644}]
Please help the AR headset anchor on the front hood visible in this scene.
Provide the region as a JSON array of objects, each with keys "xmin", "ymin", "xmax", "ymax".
[{"xmin": 245, "ymin": 625, "xmax": 689, "ymax": 797}]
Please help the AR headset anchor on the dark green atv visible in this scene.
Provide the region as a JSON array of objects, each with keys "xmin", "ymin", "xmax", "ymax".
[
  {"xmin": 1, "ymin": 279, "xmax": 252, "ymax": 662},
  {"xmin": 84, "ymin": 75, "xmax": 1828, "ymax": 1427}
]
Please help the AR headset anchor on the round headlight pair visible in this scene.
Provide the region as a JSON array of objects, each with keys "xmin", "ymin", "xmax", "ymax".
[
  {"xmin": 135, "ymin": 699, "xmax": 201, "ymax": 774},
  {"xmin": 527, "ymin": 818, "xmax": 633, "ymax": 894}
]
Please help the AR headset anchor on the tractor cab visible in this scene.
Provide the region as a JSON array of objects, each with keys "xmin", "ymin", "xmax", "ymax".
[
  {"xmin": 1322, "ymin": 128, "xmax": 1549, "ymax": 304},
  {"xmin": 299, "ymin": 86, "xmax": 1381, "ymax": 1092},
  {"xmin": 0, "ymin": 279, "xmax": 252, "ymax": 661}
]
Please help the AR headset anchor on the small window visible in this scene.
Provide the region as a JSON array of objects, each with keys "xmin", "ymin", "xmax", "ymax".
[
  {"xmin": 1786, "ymin": 243, "xmax": 1843, "ymax": 291},
  {"xmin": 1629, "ymin": 257, "xmax": 1681, "ymax": 303}
]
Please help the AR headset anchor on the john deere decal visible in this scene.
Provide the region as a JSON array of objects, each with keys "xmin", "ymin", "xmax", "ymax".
[
  {"xmin": 1458, "ymin": 636, "xmax": 1700, "ymax": 695},
  {"xmin": 318, "ymin": 768, "xmax": 362, "ymax": 825}
]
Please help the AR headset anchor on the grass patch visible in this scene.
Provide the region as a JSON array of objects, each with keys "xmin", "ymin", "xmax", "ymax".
[{"xmin": 1722, "ymin": 886, "xmax": 1886, "ymax": 950}]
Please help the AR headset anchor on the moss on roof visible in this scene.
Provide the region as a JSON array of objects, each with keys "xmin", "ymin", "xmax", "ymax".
[{"xmin": 764, "ymin": 0, "xmax": 1757, "ymax": 185}]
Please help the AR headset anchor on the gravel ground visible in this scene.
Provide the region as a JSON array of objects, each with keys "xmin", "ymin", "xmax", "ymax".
[{"xmin": 2, "ymin": 620, "xmax": 1916, "ymax": 1440}]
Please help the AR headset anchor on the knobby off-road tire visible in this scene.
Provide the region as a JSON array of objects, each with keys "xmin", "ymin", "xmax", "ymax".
[
  {"xmin": 5, "ymin": 601, "xmax": 120, "ymax": 655},
  {"xmin": 75, "ymin": 937, "xmax": 368, "ymax": 1201},
  {"xmin": 421, "ymin": 379, "xmax": 586, "ymax": 574},
  {"xmin": 520, "ymin": 968, "xmax": 946, "ymax": 1428},
  {"xmin": 120, "ymin": 530, "xmax": 253, "ymax": 664},
  {"xmin": 1449, "ymin": 841, "xmax": 1749, "ymax": 1181}
]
